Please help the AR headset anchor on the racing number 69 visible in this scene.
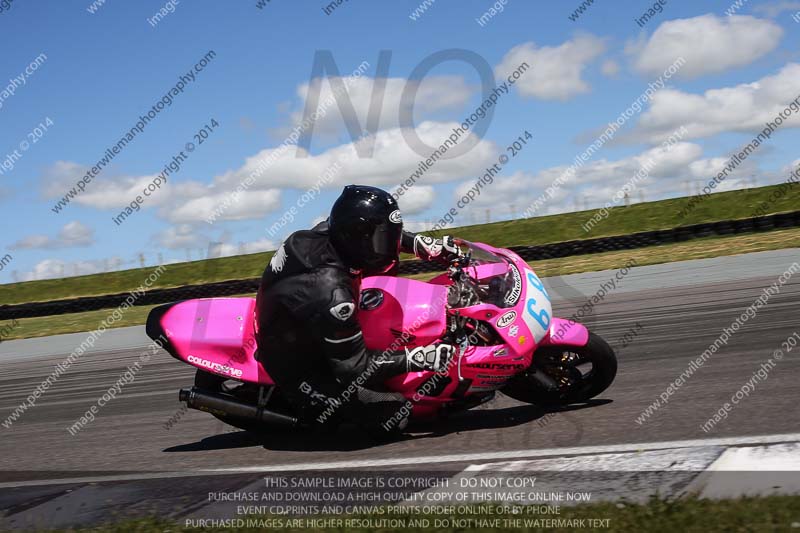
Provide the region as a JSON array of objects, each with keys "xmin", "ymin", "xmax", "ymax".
[{"xmin": 526, "ymin": 271, "xmax": 551, "ymax": 331}]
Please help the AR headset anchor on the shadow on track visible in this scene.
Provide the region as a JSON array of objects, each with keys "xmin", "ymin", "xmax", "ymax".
[
  {"xmin": 163, "ymin": 399, "xmax": 610, "ymax": 454},
  {"xmin": 414, "ymin": 399, "xmax": 610, "ymax": 438}
]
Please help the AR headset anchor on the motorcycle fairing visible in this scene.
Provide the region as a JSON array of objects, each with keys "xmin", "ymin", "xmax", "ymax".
[
  {"xmin": 434, "ymin": 245, "xmax": 553, "ymax": 358},
  {"xmin": 146, "ymin": 242, "xmax": 589, "ymax": 420},
  {"xmin": 147, "ymin": 298, "xmax": 273, "ymax": 385},
  {"xmin": 357, "ymin": 276, "xmax": 448, "ymax": 350},
  {"xmin": 539, "ymin": 317, "xmax": 590, "ymax": 348},
  {"xmin": 384, "ymin": 343, "xmax": 528, "ymax": 407}
]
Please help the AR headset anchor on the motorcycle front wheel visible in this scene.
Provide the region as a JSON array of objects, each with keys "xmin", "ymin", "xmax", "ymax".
[{"xmin": 501, "ymin": 331, "xmax": 617, "ymax": 407}]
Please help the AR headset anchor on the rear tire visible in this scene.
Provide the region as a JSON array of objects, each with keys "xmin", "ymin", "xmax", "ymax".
[{"xmin": 502, "ymin": 331, "xmax": 617, "ymax": 407}]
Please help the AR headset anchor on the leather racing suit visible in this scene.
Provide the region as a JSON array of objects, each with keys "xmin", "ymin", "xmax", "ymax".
[{"xmin": 255, "ymin": 221, "xmax": 457, "ymax": 432}]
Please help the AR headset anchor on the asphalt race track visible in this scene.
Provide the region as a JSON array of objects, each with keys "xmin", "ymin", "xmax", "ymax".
[{"xmin": 1, "ymin": 249, "xmax": 799, "ymax": 529}]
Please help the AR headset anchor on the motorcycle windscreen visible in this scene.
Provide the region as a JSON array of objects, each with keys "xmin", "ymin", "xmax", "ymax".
[{"xmin": 358, "ymin": 276, "xmax": 448, "ymax": 350}]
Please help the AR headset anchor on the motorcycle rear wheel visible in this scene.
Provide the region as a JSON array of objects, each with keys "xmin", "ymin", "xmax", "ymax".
[{"xmin": 501, "ymin": 331, "xmax": 617, "ymax": 407}]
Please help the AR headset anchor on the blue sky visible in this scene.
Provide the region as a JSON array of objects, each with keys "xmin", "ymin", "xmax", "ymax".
[{"xmin": 0, "ymin": 0, "xmax": 799, "ymax": 282}]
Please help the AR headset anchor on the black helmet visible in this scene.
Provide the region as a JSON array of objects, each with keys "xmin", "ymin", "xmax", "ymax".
[{"xmin": 329, "ymin": 185, "xmax": 403, "ymax": 275}]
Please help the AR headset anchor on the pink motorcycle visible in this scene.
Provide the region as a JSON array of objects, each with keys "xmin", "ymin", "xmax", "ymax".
[{"xmin": 146, "ymin": 241, "xmax": 617, "ymax": 432}]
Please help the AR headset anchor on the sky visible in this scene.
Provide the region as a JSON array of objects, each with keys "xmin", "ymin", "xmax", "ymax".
[{"xmin": 0, "ymin": 0, "xmax": 799, "ymax": 283}]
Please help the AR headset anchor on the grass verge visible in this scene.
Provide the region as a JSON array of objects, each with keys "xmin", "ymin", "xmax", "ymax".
[
  {"xmin": 2, "ymin": 228, "xmax": 798, "ymax": 342},
  {"xmin": 38, "ymin": 496, "xmax": 800, "ymax": 532},
  {"xmin": 1, "ymin": 183, "xmax": 798, "ymax": 306}
]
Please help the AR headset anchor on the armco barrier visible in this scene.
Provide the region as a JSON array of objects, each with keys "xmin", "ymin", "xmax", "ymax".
[{"xmin": 1, "ymin": 210, "xmax": 798, "ymax": 320}]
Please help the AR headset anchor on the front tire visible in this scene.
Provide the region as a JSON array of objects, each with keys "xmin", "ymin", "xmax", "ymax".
[{"xmin": 502, "ymin": 331, "xmax": 617, "ymax": 407}]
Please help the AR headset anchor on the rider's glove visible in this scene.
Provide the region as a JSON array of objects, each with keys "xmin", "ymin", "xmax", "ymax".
[
  {"xmin": 405, "ymin": 344, "xmax": 456, "ymax": 373},
  {"xmin": 413, "ymin": 235, "xmax": 463, "ymax": 266}
]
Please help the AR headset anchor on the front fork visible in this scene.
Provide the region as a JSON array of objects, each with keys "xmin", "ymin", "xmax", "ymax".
[{"xmin": 527, "ymin": 318, "xmax": 591, "ymax": 392}]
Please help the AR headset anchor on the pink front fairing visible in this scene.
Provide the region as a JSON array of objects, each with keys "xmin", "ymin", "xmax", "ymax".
[
  {"xmin": 469, "ymin": 243, "xmax": 589, "ymax": 349},
  {"xmin": 358, "ymin": 276, "xmax": 448, "ymax": 350},
  {"xmin": 541, "ymin": 317, "xmax": 589, "ymax": 347},
  {"xmin": 461, "ymin": 245, "xmax": 553, "ymax": 348},
  {"xmin": 156, "ymin": 297, "xmax": 273, "ymax": 384},
  {"xmin": 375, "ymin": 259, "xmax": 541, "ymax": 416},
  {"xmin": 383, "ymin": 342, "xmax": 529, "ymax": 418}
]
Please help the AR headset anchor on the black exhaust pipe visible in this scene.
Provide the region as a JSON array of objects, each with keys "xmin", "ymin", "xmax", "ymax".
[{"xmin": 179, "ymin": 388, "xmax": 298, "ymax": 427}]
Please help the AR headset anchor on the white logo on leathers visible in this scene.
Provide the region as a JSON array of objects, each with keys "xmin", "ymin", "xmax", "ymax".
[
  {"xmin": 270, "ymin": 244, "xmax": 288, "ymax": 273},
  {"xmin": 330, "ymin": 302, "xmax": 355, "ymax": 321}
]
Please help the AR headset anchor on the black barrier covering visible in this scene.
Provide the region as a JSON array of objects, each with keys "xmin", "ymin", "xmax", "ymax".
[
  {"xmin": 0, "ymin": 278, "xmax": 261, "ymax": 321},
  {"xmin": 2, "ymin": 209, "xmax": 799, "ymax": 320}
]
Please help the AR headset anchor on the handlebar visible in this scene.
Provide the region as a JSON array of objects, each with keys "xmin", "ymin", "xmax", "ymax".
[{"xmin": 446, "ymin": 241, "xmax": 472, "ymax": 280}]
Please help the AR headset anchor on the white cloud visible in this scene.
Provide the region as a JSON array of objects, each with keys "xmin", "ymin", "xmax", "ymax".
[
  {"xmin": 753, "ymin": 1, "xmax": 800, "ymax": 17},
  {"xmin": 21, "ymin": 256, "xmax": 124, "ymax": 281},
  {"xmin": 601, "ymin": 59, "xmax": 620, "ymax": 77},
  {"xmin": 152, "ymin": 225, "xmax": 277, "ymax": 257},
  {"xmin": 393, "ymin": 185, "xmax": 435, "ymax": 215},
  {"xmin": 633, "ymin": 63, "xmax": 800, "ymax": 143},
  {"xmin": 208, "ymin": 238, "xmax": 278, "ymax": 258},
  {"xmin": 79, "ymin": 176, "xmax": 170, "ymax": 210},
  {"xmin": 38, "ymin": 161, "xmax": 284, "ymax": 225},
  {"xmin": 449, "ymin": 171, "xmax": 569, "ymax": 222},
  {"xmin": 39, "ymin": 163, "xmax": 170, "ymax": 211},
  {"xmin": 578, "ymin": 142, "xmax": 703, "ymax": 183},
  {"xmin": 154, "ymin": 224, "xmax": 208, "ymax": 250},
  {"xmin": 39, "ymin": 161, "xmax": 91, "ymax": 199},
  {"xmin": 496, "ymin": 34, "xmax": 606, "ymax": 101},
  {"xmin": 11, "ymin": 221, "xmax": 94, "ymax": 250},
  {"xmin": 401, "ymin": 220, "xmax": 438, "ymax": 233},
  {"xmin": 41, "ymin": 121, "xmax": 494, "ymax": 225},
  {"xmin": 283, "ymin": 75, "xmax": 473, "ymax": 139},
  {"xmin": 444, "ymin": 142, "xmax": 737, "ymax": 217},
  {"xmin": 216, "ymin": 121, "xmax": 497, "ymax": 193},
  {"xmin": 627, "ymin": 14, "xmax": 783, "ymax": 78},
  {"xmin": 60, "ymin": 221, "xmax": 94, "ymax": 246},
  {"xmin": 163, "ymin": 186, "xmax": 282, "ymax": 224}
]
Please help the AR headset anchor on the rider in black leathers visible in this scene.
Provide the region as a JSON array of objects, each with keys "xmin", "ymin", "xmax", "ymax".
[{"xmin": 255, "ymin": 185, "xmax": 461, "ymax": 434}]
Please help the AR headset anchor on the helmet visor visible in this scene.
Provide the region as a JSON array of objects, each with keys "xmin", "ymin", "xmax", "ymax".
[{"xmin": 362, "ymin": 221, "xmax": 402, "ymax": 274}]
